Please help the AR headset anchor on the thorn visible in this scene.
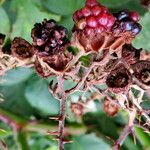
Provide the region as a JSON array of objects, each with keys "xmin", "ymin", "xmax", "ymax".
[
  {"xmin": 49, "ymin": 116, "xmax": 61, "ymax": 121},
  {"xmin": 63, "ymin": 139, "xmax": 73, "ymax": 144},
  {"xmin": 47, "ymin": 131, "xmax": 59, "ymax": 135},
  {"xmin": 52, "ymin": 137, "xmax": 73, "ymax": 144}
]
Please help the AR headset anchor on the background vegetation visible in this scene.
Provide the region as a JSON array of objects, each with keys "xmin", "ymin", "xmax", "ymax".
[{"xmin": 0, "ymin": 0, "xmax": 150, "ymax": 149}]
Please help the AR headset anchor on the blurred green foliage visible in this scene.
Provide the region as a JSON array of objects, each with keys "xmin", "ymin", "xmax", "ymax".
[{"xmin": 0, "ymin": 0, "xmax": 150, "ymax": 150}]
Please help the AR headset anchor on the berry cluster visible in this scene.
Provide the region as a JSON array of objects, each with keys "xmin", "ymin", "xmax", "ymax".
[
  {"xmin": 113, "ymin": 10, "xmax": 142, "ymax": 35},
  {"xmin": 73, "ymin": 0, "xmax": 115, "ymax": 34},
  {"xmin": 31, "ymin": 19, "xmax": 69, "ymax": 56},
  {"xmin": 31, "ymin": 19, "xmax": 71, "ymax": 76}
]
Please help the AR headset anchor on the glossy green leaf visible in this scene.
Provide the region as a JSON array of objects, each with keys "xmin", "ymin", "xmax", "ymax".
[
  {"xmin": 0, "ymin": 67, "xmax": 33, "ymax": 86},
  {"xmin": 135, "ymin": 127, "xmax": 150, "ymax": 149},
  {"xmin": 133, "ymin": 12, "xmax": 150, "ymax": 50},
  {"xmin": 0, "ymin": 6, "xmax": 10, "ymax": 34},
  {"xmin": 42, "ymin": 0, "xmax": 85, "ymax": 16},
  {"xmin": 10, "ymin": 0, "xmax": 60, "ymax": 42},
  {"xmin": 140, "ymin": 101, "xmax": 150, "ymax": 110},
  {"xmin": 25, "ymin": 76, "xmax": 60, "ymax": 116},
  {"xmin": 66, "ymin": 134, "xmax": 110, "ymax": 150}
]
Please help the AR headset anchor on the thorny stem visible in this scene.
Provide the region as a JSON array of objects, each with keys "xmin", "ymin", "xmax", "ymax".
[
  {"xmin": 57, "ymin": 76, "xmax": 67, "ymax": 150},
  {"xmin": 113, "ymin": 109, "xmax": 136, "ymax": 150}
]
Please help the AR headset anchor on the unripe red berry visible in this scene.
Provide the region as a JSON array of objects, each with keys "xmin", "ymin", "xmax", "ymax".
[
  {"xmin": 86, "ymin": 16, "xmax": 97, "ymax": 27},
  {"xmin": 86, "ymin": 0, "xmax": 98, "ymax": 7},
  {"xmin": 97, "ymin": 13, "xmax": 109, "ymax": 26},
  {"xmin": 106, "ymin": 14, "xmax": 115, "ymax": 28},
  {"xmin": 81, "ymin": 7, "xmax": 91, "ymax": 17},
  {"xmin": 84, "ymin": 27, "xmax": 93, "ymax": 35},
  {"xmin": 91, "ymin": 6, "xmax": 101, "ymax": 16},
  {"xmin": 129, "ymin": 11, "xmax": 140, "ymax": 22},
  {"xmin": 96, "ymin": 25, "xmax": 104, "ymax": 33},
  {"xmin": 73, "ymin": 10, "xmax": 83, "ymax": 22}
]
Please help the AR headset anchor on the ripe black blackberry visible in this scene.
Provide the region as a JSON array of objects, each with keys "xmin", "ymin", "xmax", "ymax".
[
  {"xmin": 31, "ymin": 19, "xmax": 69, "ymax": 56},
  {"xmin": 112, "ymin": 10, "xmax": 142, "ymax": 36}
]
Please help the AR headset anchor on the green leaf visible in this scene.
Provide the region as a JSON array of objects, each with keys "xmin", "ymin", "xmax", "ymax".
[
  {"xmin": 133, "ymin": 12, "xmax": 150, "ymax": 50},
  {"xmin": 42, "ymin": 0, "xmax": 85, "ymax": 16},
  {"xmin": 135, "ymin": 127, "xmax": 150, "ymax": 149},
  {"xmin": 0, "ymin": 83, "xmax": 34, "ymax": 117},
  {"xmin": 10, "ymin": 0, "xmax": 60, "ymax": 42},
  {"xmin": 65, "ymin": 134, "xmax": 110, "ymax": 150},
  {"xmin": 0, "ymin": 6, "xmax": 10, "ymax": 35},
  {"xmin": 25, "ymin": 76, "xmax": 60, "ymax": 116},
  {"xmin": 100, "ymin": 0, "xmax": 131, "ymax": 8},
  {"xmin": 0, "ymin": 128, "xmax": 11, "ymax": 138},
  {"xmin": 140, "ymin": 101, "xmax": 150, "ymax": 110},
  {"xmin": 0, "ymin": 67, "xmax": 33, "ymax": 86},
  {"xmin": 79, "ymin": 55, "xmax": 91, "ymax": 66}
]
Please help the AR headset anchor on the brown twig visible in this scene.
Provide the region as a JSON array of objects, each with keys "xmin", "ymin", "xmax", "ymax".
[{"xmin": 57, "ymin": 76, "xmax": 68, "ymax": 150}]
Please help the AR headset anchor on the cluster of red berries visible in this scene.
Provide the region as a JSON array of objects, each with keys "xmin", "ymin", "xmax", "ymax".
[
  {"xmin": 73, "ymin": 0, "xmax": 115, "ymax": 35},
  {"xmin": 113, "ymin": 10, "xmax": 142, "ymax": 35}
]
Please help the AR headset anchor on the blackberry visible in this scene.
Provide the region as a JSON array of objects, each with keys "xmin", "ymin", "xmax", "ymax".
[
  {"xmin": 31, "ymin": 19, "xmax": 69, "ymax": 56},
  {"xmin": 73, "ymin": 0, "xmax": 115, "ymax": 32},
  {"xmin": 114, "ymin": 10, "xmax": 129, "ymax": 21},
  {"xmin": 121, "ymin": 21, "xmax": 134, "ymax": 31},
  {"xmin": 11, "ymin": 37, "xmax": 34, "ymax": 60},
  {"xmin": 72, "ymin": 0, "xmax": 115, "ymax": 52},
  {"xmin": 132, "ymin": 23, "xmax": 142, "ymax": 35},
  {"xmin": 112, "ymin": 9, "xmax": 141, "ymax": 36}
]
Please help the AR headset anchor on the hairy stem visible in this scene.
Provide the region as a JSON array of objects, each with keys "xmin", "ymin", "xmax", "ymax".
[{"xmin": 57, "ymin": 76, "xmax": 67, "ymax": 150}]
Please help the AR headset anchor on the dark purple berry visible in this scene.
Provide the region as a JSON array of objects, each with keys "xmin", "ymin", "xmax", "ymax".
[
  {"xmin": 132, "ymin": 23, "xmax": 142, "ymax": 35},
  {"xmin": 115, "ymin": 10, "xmax": 129, "ymax": 21},
  {"xmin": 121, "ymin": 21, "xmax": 134, "ymax": 31},
  {"xmin": 129, "ymin": 11, "xmax": 140, "ymax": 22}
]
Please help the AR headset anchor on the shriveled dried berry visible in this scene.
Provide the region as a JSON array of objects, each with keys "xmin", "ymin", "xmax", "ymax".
[
  {"xmin": 102, "ymin": 99, "xmax": 119, "ymax": 117},
  {"xmin": 141, "ymin": 0, "xmax": 150, "ymax": 9},
  {"xmin": 122, "ymin": 44, "xmax": 141, "ymax": 64},
  {"xmin": 34, "ymin": 58, "xmax": 53, "ymax": 78},
  {"xmin": 31, "ymin": 19, "xmax": 69, "ymax": 56},
  {"xmin": 132, "ymin": 61, "xmax": 150, "ymax": 87},
  {"xmin": 71, "ymin": 103, "xmax": 84, "ymax": 116},
  {"xmin": 0, "ymin": 33, "xmax": 5, "ymax": 46},
  {"xmin": 11, "ymin": 37, "xmax": 34, "ymax": 60},
  {"xmin": 106, "ymin": 64, "xmax": 131, "ymax": 93},
  {"xmin": 31, "ymin": 19, "xmax": 71, "ymax": 75}
]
